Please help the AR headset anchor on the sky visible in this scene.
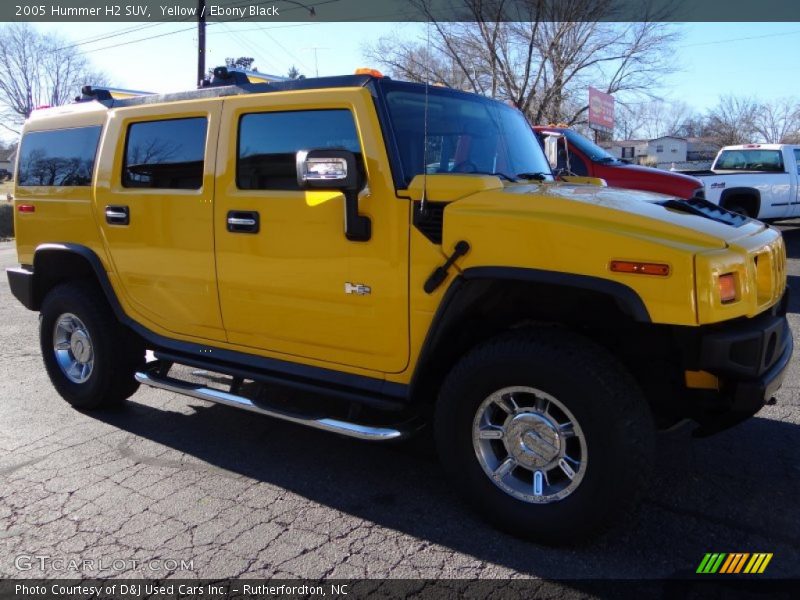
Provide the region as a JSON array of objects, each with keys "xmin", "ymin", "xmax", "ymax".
[{"xmin": 19, "ymin": 20, "xmax": 800, "ymax": 124}]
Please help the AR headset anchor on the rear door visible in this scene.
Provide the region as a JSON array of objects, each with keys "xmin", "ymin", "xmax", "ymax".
[{"xmin": 94, "ymin": 100, "xmax": 225, "ymax": 341}]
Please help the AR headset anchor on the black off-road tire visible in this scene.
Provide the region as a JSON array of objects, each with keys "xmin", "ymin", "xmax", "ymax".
[
  {"xmin": 435, "ymin": 328, "xmax": 655, "ymax": 544},
  {"xmin": 40, "ymin": 281, "xmax": 144, "ymax": 409}
]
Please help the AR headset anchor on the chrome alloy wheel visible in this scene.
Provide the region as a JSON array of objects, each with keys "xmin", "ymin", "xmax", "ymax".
[
  {"xmin": 53, "ymin": 313, "xmax": 95, "ymax": 384},
  {"xmin": 472, "ymin": 386, "xmax": 588, "ymax": 504}
]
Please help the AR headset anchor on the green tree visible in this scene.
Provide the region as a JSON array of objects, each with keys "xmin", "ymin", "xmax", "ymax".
[{"xmin": 287, "ymin": 66, "xmax": 305, "ymax": 80}]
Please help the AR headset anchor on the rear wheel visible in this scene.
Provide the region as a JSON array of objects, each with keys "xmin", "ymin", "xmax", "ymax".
[
  {"xmin": 40, "ymin": 281, "xmax": 143, "ymax": 409},
  {"xmin": 435, "ymin": 329, "xmax": 654, "ymax": 544}
]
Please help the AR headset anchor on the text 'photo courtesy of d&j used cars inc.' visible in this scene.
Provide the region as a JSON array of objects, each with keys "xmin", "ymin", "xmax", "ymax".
[{"xmin": 0, "ymin": 0, "xmax": 799, "ymax": 598}]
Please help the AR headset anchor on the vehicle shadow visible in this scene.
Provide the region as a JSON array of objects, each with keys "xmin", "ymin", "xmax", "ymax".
[{"xmin": 92, "ymin": 387, "xmax": 800, "ymax": 580}]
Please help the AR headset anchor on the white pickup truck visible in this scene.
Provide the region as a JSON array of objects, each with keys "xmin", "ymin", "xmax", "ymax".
[{"xmin": 687, "ymin": 144, "xmax": 800, "ymax": 221}]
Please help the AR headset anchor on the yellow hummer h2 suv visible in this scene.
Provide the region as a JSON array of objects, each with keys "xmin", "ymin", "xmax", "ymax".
[{"xmin": 7, "ymin": 69, "xmax": 792, "ymax": 543}]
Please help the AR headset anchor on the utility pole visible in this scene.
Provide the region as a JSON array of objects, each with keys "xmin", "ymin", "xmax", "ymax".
[{"xmin": 197, "ymin": 0, "xmax": 206, "ymax": 87}]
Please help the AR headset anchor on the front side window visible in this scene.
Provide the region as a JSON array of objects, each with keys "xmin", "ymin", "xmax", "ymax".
[
  {"xmin": 237, "ymin": 110, "xmax": 362, "ymax": 190},
  {"xmin": 17, "ymin": 126, "xmax": 101, "ymax": 186},
  {"xmin": 793, "ymin": 149, "xmax": 800, "ymax": 175},
  {"xmin": 715, "ymin": 149, "xmax": 784, "ymax": 172},
  {"xmin": 123, "ymin": 117, "xmax": 207, "ymax": 189}
]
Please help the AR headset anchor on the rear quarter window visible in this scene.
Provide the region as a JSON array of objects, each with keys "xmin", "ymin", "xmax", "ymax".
[{"xmin": 17, "ymin": 126, "xmax": 102, "ymax": 186}]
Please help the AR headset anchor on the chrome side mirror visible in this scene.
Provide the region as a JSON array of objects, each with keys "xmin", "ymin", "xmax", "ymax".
[{"xmin": 296, "ymin": 149, "xmax": 370, "ymax": 242}]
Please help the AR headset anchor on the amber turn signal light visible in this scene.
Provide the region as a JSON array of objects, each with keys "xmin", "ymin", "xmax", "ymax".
[
  {"xmin": 718, "ymin": 273, "xmax": 737, "ymax": 304},
  {"xmin": 354, "ymin": 68, "xmax": 384, "ymax": 77},
  {"xmin": 609, "ymin": 260, "xmax": 670, "ymax": 276}
]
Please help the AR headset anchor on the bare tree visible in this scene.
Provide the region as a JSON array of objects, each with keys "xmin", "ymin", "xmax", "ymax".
[
  {"xmin": 364, "ymin": 0, "xmax": 679, "ymax": 126},
  {"xmin": 704, "ymin": 95, "xmax": 759, "ymax": 146},
  {"xmin": 754, "ymin": 97, "xmax": 800, "ymax": 143},
  {"xmin": 0, "ymin": 23, "xmax": 107, "ymax": 134},
  {"xmin": 615, "ymin": 99, "xmax": 695, "ymax": 140}
]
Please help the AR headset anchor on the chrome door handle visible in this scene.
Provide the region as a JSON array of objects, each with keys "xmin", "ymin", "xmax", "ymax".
[
  {"xmin": 227, "ymin": 217, "xmax": 256, "ymax": 227},
  {"xmin": 226, "ymin": 210, "xmax": 259, "ymax": 233},
  {"xmin": 105, "ymin": 205, "xmax": 129, "ymax": 225}
]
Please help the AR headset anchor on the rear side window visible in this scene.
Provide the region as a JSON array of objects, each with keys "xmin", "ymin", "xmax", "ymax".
[
  {"xmin": 794, "ymin": 149, "xmax": 800, "ymax": 175},
  {"xmin": 237, "ymin": 110, "xmax": 361, "ymax": 190},
  {"xmin": 123, "ymin": 117, "xmax": 207, "ymax": 189},
  {"xmin": 17, "ymin": 126, "xmax": 101, "ymax": 186},
  {"xmin": 715, "ymin": 149, "xmax": 784, "ymax": 172}
]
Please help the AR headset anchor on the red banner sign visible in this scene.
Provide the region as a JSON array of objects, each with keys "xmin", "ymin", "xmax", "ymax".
[{"xmin": 588, "ymin": 87, "xmax": 614, "ymax": 132}]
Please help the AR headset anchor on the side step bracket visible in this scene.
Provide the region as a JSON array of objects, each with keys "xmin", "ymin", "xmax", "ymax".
[{"xmin": 134, "ymin": 364, "xmax": 412, "ymax": 442}]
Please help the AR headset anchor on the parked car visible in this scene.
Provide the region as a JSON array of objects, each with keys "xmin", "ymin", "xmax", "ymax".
[
  {"xmin": 533, "ymin": 126, "xmax": 704, "ymax": 200},
  {"xmin": 682, "ymin": 144, "xmax": 800, "ymax": 220},
  {"xmin": 0, "ymin": 168, "xmax": 12, "ymax": 181},
  {"xmin": 7, "ymin": 71, "xmax": 791, "ymax": 544}
]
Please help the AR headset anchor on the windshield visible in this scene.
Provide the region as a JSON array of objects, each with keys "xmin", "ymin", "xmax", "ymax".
[
  {"xmin": 563, "ymin": 129, "xmax": 618, "ymax": 163},
  {"xmin": 383, "ymin": 83, "xmax": 553, "ymax": 185}
]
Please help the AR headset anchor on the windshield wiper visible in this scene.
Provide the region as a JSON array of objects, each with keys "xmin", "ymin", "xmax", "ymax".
[
  {"xmin": 470, "ymin": 171, "xmax": 516, "ymax": 181},
  {"xmin": 516, "ymin": 172, "xmax": 549, "ymax": 181},
  {"xmin": 596, "ymin": 156, "xmax": 618, "ymax": 163}
]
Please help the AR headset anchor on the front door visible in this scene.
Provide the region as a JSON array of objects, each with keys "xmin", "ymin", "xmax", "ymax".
[
  {"xmin": 94, "ymin": 101, "xmax": 225, "ymax": 341},
  {"xmin": 215, "ymin": 89, "xmax": 409, "ymax": 373}
]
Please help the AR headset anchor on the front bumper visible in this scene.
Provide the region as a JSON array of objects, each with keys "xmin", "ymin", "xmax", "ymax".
[{"xmin": 689, "ymin": 293, "xmax": 792, "ymax": 436}]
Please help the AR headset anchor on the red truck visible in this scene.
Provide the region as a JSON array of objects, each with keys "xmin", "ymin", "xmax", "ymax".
[{"xmin": 533, "ymin": 126, "xmax": 704, "ymax": 200}]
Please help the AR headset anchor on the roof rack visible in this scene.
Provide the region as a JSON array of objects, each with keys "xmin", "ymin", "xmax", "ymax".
[
  {"xmin": 203, "ymin": 66, "xmax": 288, "ymax": 87},
  {"xmin": 75, "ymin": 72, "xmax": 380, "ymax": 110},
  {"xmin": 78, "ymin": 86, "xmax": 154, "ymax": 102}
]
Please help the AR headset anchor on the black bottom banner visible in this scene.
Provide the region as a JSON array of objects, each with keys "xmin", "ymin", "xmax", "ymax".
[{"xmin": 1, "ymin": 579, "xmax": 798, "ymax": 600}]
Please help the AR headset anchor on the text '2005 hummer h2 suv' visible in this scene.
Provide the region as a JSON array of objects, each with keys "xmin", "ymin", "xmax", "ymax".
[{"xmin": 7, "ymin": 69, "xmax": 792, "ymax": 543}]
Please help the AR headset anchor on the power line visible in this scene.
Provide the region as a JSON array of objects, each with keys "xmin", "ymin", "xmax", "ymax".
[
  {"xmin": 682, "ymin": 29, "xmax": 800, "ymax": 48},
  {"xmin": 218, "ymin": 23, "xmax": 281, "ymax": 73},
  {"xmin": 68, "ymin": 0, "xmax": 340, "ymax": 56},
  {"xmin": 55, "ymin": 21, "xmax": 177, "ymax": 51},
  {"xmin": 258, "ymin": 28, "xmax": 312, "ymax": 71}
]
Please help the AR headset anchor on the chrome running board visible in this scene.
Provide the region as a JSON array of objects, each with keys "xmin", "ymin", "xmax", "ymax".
[{"xmin": 134, "ymin": 369, "xmax": 409, "ymax": 442}]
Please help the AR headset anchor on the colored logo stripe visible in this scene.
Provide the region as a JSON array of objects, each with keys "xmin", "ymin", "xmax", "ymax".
[
  {"xmin": 697, "ymin": 553, "xmax": 726, "ymax": 573},
  {"xmin": 698, "ymin": 552, "xmax": 773, "ymax": 574},
  {"xmin": 720, "ymin": 553, "xmax": 749, "ymax": 573},
  {"xmin": 744, "ymin": 553, "xmax": 773, "ymax": 574}
]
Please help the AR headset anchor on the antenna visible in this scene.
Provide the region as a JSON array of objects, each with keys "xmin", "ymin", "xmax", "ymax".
[
  {"xmin": 420, "ymin": 19, "xmax": 431, "ymax": 217},
  {"xmin": 302, "ymin": 46, "xmax": 329, "ymax": 78}
]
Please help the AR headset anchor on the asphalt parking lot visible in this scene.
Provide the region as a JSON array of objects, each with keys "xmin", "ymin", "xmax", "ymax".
[{"xmin": 0, "ymin": 225, "xmax": 798, "ymax": 582}]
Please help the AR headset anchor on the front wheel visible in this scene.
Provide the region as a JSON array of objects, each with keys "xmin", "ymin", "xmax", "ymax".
[
  {"xmin": 40, "ymin": 281, "xmax": 143, "ymax": 409},
  {"xmin": 435, "ymin": 329, "xmax": 655, "ymax": 544}
]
